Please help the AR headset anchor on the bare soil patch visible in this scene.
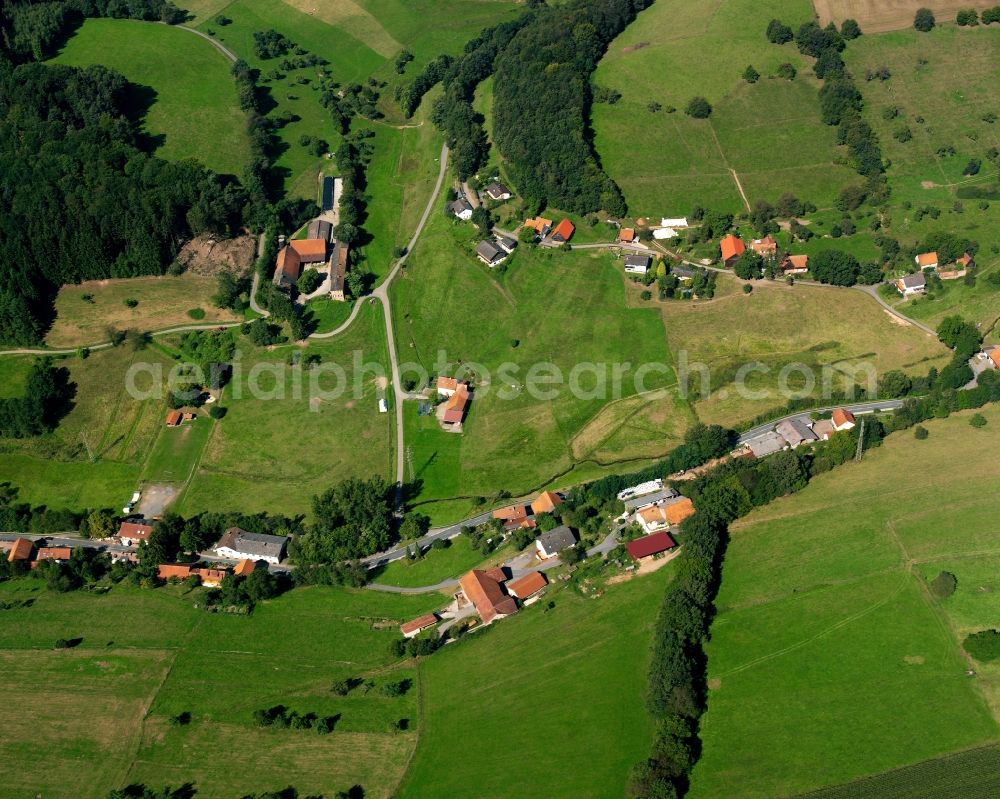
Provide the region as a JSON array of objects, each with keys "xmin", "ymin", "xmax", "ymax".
[
  {"xmin": 174, "ymin": 234, "xmax": 255, "ymax": 276},
  {"xmin": 622, "ymin": 41, "xmax": 650, "ymax": 53},
  {"xmin": 813, "ymin": 0, "xmax": 1000, "ymax": 33}
]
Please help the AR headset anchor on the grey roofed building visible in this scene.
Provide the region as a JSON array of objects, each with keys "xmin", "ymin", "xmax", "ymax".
[
  {"xmin": 321, "ymin": 176, "xmax": 334, "ymax": 211},
  {"xmin": 496, "ymin": 234, "xmax": 518, "ymax": 254},
  {"xmin": 484, "ymin": 181, "xmax": 513, "ymax": 201},
  {"xmin": 476, "ymin": 240, "xmax": 504, "ymax": 265},
  {"xmin": 899, "ymin": 272, "xmax": 926, "ymax": 290},
  {"xmin": 747, "ymin": 430, "xmax": 787, "ymax": 458},
  {"xmin": 451, "ymin": 198, "xmax": 474, "ymax": 218},
  {"xmin": 775, "ymin": 417, "xmax": 818, "ymax": 448},
  {"xmin": 536, "ymin": 525, "xmax": 577, "ymax": 558},
  {"xmin": 624, "ymin": 254, "xmax": 652, "ymax": 273},
  {"xmin": 215, "ymin": 527, "xmax": 288, "ymax": 564},
  {"xmin": 623, "ymin": 487, "xmax": 679, "ymax": 512},
  {"xmin": 672, "ymin": 264, "xmax": 696, "ymax": 280},
  {"xmin": 307, "ymin": 219, "xmax": 332, "ymax": 242}
]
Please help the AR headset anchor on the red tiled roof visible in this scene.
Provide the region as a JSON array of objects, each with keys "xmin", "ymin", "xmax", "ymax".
[
  {"xmin": 118, "ymin": 522, "xmax": 153, "ymax": 541},
  {"xmin": 166, "ymin": 410, "xmax": 182, "ymax": 426},
  {"xmin": 483, "ymin": 566, "xmax": 508, "ymax": 584},
  {"xmin": 441, "ymin": 383, "xmax": 470, "ymax": 424},
  {"xmin": 783, "ymin": 254, "xmax": 808, "ymax": 271},
  {"xmin": 523, "ymin": 216, "xmax": 552, "ymax": 233},
  {"xmin": 618, "ymin": 228, "xmax": 636, "ymax": 243},
  {"xmin": 750, "ymin": 235, "xmax": 777, "ymax": 256},
  {"xmin": 493, "ymin": 504, "xmax": 530, "ymax": 521},
  {"xmin": 531, "ymin": 491, "xmax": 563, "ymax": 515},
  {"xmin": 989, "ymin": 349, "xmax": 1000, "ymax": 369},
  {"xmin": 720, "ymin": 234, "xmax": 745, "ymax": 262},
  {"xmin": 158, "ymin": 564, "xmax": 193, "ymax": 580},
  {"xmin": 289, "ymin": 238, "xmax": 327, "ymax": 262},
  {"xmin": 552, "ymin": 219, "xmax": 575, "ymax": 241},
  {"xmin": 916, "ymin": 251, "xmax": 938, "ymax": 267},
  {"xmin": 7, "ymin": 538, "xmax": 33, "ymax": 562},
  {"xmin": 234, "ymin": 559, "xmax": 257, "ymax": 576},
  {"xmin": 194, "ymin": 568, "xmax": 228, "ymax": 584},
  {"xmin": 400, "ymin": 613, "xmax": 438, "ymax": 636},
  {"xmin": 274, "ymin": 245, "xmax": 302, "ymax": 283},
  {"xmin": 832, "ymin": 407, "xmax": 855, "ymax": 428},
  {"xmin": 664, "ymin": 497, "xmax": 695, "ymax": 526},
  {"xmin": 459, "ymin": 569, "xmax": 517, "ymax": 624},
  {"xmin": 507, "ymin": 571, "xmax": 547, "ymax": 599},
  {"xmin": 626, "ymin": 531, "xmax": 677, "ymax": 560},
  {"xmin": 35, "ymin": 546, "xmax": 72, "ymax": 561}
]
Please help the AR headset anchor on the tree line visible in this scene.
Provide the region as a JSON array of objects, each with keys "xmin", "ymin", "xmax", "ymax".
[
  {"xmin": 491, "ymin": 0, "xmax": 652, "ymax": 216},
  {"xmin": 0, "ymin": 61, "xmax": 247, "ymax": 344},
  {"xmin": 0, "ymin": 359, "xmax": 75, "ymax": 437},
  {"xmin": 1, "ymin": 0, "xmax": 184, "ymax": 63}
]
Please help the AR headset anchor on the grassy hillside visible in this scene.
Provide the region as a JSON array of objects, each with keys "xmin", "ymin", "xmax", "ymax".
[
  {"xmin": 50, "ymin": 19, "xmax": 251, "ymax": 176},
  {"xmin": 0, "ymin": 579, "xmax": 440, "ymax": 798},
  {"xmin": 176, "ymin": 303, "xmax": 394, "ymax": 518},
  {"xmin": 660, "ymin": 275, "xmax": 950, "ymax": 427},
  {"xmin": 592, "ymin": 0, "xmax": 856, "ymax": 217},
  {"xmin": 396, "ymin": 562, "xmax": 672, "ymax": 798},
  {"xmin": 688, "ymin": 405, "xmax": 1000, "ymax": 798},
  {"xmin": 391, "ymin": 212, "xmax": 692, "ymax": 520},
  {"xmin": 46, "ymin": 275, "xmax": 242, "ymax": 349}
]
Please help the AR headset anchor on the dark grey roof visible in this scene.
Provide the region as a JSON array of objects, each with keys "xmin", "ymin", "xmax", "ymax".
[
  {"xmin": 452, "ymin": 198, "xmax": 473, "ymax": 214},
  {"xmin": 307, "ymin": 219, "xmax": 332, "ymax": 241},
  {"xmin": 672, "ymin": 265, "xmax": 695, "ymax": 279},
  {"xmin": 496, "ymin": 234, "xmax": 517, "ymax": 252},
  {"xmin": 537, "ymin": 526, "xmax": 576, "ymax": 553},
  {"xmin": 776, "ymin": 418, "xmax": 817, "ymax": 445},
  {"xmin": 747, "ymin": 431, "xmax": 786, "ymax": 458},
  {"xmin": 624, "ymin": 254, "xmax": 652, "ymax": 269},
  {"xmin": 217, "ymin": 527, "xmax": 287, "ymax": 559},
  {"xmin": 900, "ymin": 272, "xmax": 926, "ymax": 288},
  {"xmin": 623, "ymin": 487, "xmax": 679, "ymax": 512},
  {"xmin": 485, "ymin": 181, "xmax": 512, "ymax": 198},
  {"xmin": 476, "ymin": 240, "xmax": 503, "ymax": 263},
  {"xmin": 321, "ymin": 177, "xmax": 334, "ymax": 211}
]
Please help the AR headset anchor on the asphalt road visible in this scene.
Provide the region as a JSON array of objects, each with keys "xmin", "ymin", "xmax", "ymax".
[{"xmin": 738, "ymin": 399, "xmax": 906, "ymax": 444}]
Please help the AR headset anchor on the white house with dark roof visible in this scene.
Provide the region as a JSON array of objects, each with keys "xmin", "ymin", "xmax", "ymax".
[
  {"xmin": 624, "ymin": 254, "xmax": 652, "ymax": 274},
  {"xmin": 451, "ymin": 198, "xmax": 474, "ymax": 221},
  {"xmin": 215, "ymin": 528, "xmax": 287, "ymax": 565},
  {"xmin": 483, "ymin": 181, "xmax": 513, "ymax": 202},
  {"xmin": 535, "ymin": 526, "xmax": 577, "ymax": 559},
  {"xmin": 896, "ymin": 272, "xmax": 926, "ymax": 297}
]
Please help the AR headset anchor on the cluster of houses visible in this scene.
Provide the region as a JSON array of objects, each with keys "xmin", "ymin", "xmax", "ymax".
[
  {"xmin": 719, "ymin": 234, "xmax": 809, "ymax": 276},
  {"xmin": 165, "ymin": 410, "xmax": 197, "ymax": 427},
  {"xmin": 742, "ymin": 407, "xmax": 858, "ymax": 458},
  {"xmin": 3, "ymin": 538, "xmax": 74, "ymax": 567},
  {"xmin": 273, "ymin": 218, "xmax": 349, "ymax": 302},
  {"xmin": 522, "ymin": 216, "xmax": 575, "ymax": 245},
  {"xmin": 476, "ymin": 234, "xmax": 518, "ymax": 267},
  {"xmin": 114, "ymin": 520, "xmax": 289, "ymax": 584},
  {"xmin": 896, "ymin": 251, "xmax": 976, "ymax": 297},
  {"xmin": 491, "ymin": 490, "xmax": 565, "ymax": 535},
  {"xmin": 615, "ymin": 480, "xmax": 693, "ymax": 565},
  {"xmin": 436, "ymin": 376, "xmax": 471, "ymax": 429}
]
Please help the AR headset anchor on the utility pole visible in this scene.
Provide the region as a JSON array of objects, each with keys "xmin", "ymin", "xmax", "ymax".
[
  {"xmin": 405, "ymin": 445, "xmax": 414, "ymax": 482},
  {"xmin": 855, "ymin": 416, "xmax": 866, "ymax": 462}
]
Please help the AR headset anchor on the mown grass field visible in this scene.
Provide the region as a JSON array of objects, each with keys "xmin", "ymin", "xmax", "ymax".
[
  {"xmin": 46, "ymin": 275, "xmax": 241, "ymax": 348},
  {"xmin": 688, "ymin": 405, "xmax": 1000, "ymax": 799},
  {"xmin": 395, "ymin": 562, "xmax": 672, "ymax": 798},
  {"xmin": 176, "ymin": 303, "xmax": 394, "ymax": 518},
  {"xmin": 660, "ymin": 275, "xmax": 951, "ymax": 426},
  {"xmin": 50, "ymin": 19, "xmax": 251, "ymax": 176},
  {"xmin": 392, "ymin": 213, "xmax": 684, "ymax": 518},
  {"xmin": 372, "ymin": 536, "xmax": 508, "ymax": 588},
  {"xmin": 592, "ymin": 0, "xmax": 857, "ymax": 217},
  {"xmin": 0, "ymin": 348, "xmax": 176, "ymax": 511},
  {"xmin": 0, "ymin": 579, "xmax": 441, "ymax": 798}
]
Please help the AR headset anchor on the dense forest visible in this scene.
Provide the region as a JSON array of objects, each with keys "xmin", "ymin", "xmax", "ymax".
[
  {"xmin": 0, "ymin": 60, "xmax": 247, "ymax": 344},
  {"xmin": 1, "ymin": 0, "xmax": 184, "ymax": 63},
  {"xmin": 491, "ymin": 0, "xmax": 649, "ymax": 216}
]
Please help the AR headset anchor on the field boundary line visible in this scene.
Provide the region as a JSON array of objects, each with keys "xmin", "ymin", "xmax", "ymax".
[{"xmin": 718, "ymin": 574, "xmax": 908, "ymax": 678}]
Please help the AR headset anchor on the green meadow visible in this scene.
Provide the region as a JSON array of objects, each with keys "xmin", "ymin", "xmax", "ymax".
[
  {"xmin": 0, "ymin": 579, "xmax": 440, "ymax": 798},
  {"xmin": 391, "ymin": 212, "xmax": 686, "ymax": 519},
  {"xmin": 395, "ymin": 562, "xmax": 672, "ymax": 798},
  {"xmin": 50, "ymin": 19, "xmax": 251, "ymax": 176},
  {"xmin": 689, "ymin": 405, "xmax": 1000, "ymax": 799},
  {"xmin": 176, "ymin": 303, "xmax": 394, "ymax": 519},
  {"xmin": 592, "ymin": 0, "xmax": 856, "ymax": 217}
]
